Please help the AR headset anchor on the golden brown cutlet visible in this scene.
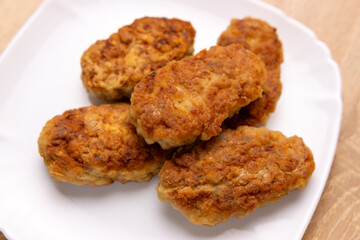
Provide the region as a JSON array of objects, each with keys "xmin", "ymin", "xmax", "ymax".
[
  {"xmin": 38, "ymin": 103, "xmax": 169, "ymax": 186},
  {"xmin": 81, "ymin": 17, "xmax": 195, "ymax": 101},
  {"xmin": 157, "ymin": 126, "xmax": 315, "ymax": 226},
  {"xmin": 130, "ymin": 44, "xmax": 267, "ymax": 149},
  {"xmin": 218, "ymin": 17, "xmax": 283, "ymax": 127}
]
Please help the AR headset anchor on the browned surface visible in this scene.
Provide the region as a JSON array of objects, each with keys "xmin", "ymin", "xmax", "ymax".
[
  {"xmin": 130, "ymin": 44, "xmax": 266, "ymax": 149},
  {"xmin": 81, "ymin": 17, "xmax": 195, "ymax": 101},
  {"xmin": 1, "ymin": 0, "xmax": 359, "ymax": 239},
  {"xmin": 218, "ymin": 17, "xmax": 283, "ymax": 127},
  {"xmin": 38, "ymin": 104, "xmax": 169, "ymax": 186},
  {"xmin": 158, "ymin": 126, "xmax": 315, "ymax": 225}
]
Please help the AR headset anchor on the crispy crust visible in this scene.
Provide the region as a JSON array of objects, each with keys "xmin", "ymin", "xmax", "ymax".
[
  {"xmin": 157, "ymin": 126, "xmax": 315, "ymax": 226},
  {"xmin": 38, "ymin": 104, "xmax": 169, "ymax": 186},
  {"xmin": 81, "ymin": 17, "xmax": 195, "ymax": 101},
  {"xmin": 130, "ymin": 44, "xmax": 267, "ymax": 149},
  {"xmin": 218, "ymin": 17, "xmax": 283, "ymax": 126}
]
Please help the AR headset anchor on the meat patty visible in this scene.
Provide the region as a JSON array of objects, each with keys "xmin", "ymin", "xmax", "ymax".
[
  {"xmin": 81, "ymin": 17, "xmax": 195, "ymax": 101},
  {"xmin": 157, "ymin": 126, "xmax": 315, "ymax": 226},
  {"xmin": 218, "ymin": 17, "xmax": 283, "ymax": 126},
  {"xmin": 130, "ymin": 44, "xmax": 267, "ymax": 149},
  {"xmin": 38, "ymin": 103, "xmax": 169, "ymax": 186}
]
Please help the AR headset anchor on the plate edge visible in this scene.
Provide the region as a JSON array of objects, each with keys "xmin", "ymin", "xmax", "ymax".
[{"xmin": 249, "ymin": 1, "xmax": 343, "ymax": 239}]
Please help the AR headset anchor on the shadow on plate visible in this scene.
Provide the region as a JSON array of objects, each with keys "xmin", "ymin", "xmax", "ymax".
[
  {"xmin": 52, "ymin": 173, "xmax": 154, "ymax": 199},
  {"xmin": 87, "ymin": 94, "xmax": 131, "ymax": 106},
  {"xmin": 38, "ymin": 154, "xmax": 153, "ymax": 199},
  {"xmin": 87, "ymin": 94, "xmax": 110, "ymax": 106},
  {"xmin": 160, "ymin": 189, "xmax": 306, "ymax": 237}
]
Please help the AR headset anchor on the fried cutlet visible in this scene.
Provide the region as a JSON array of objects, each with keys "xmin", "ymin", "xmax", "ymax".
[
  {"xmin": 218, "ymin": 17, "xmax": 283, "ymax": 127},
  {"xmin": 38, "ymin": 103, "xmax": 169, "ymax": 186},
  {"xmin": 157, "ymin": 126, "xmax": 315, "ymax": 226},
  {"xmin": 81, "ymin": 17, "xmax": 195, "ymax": 101},
  {"xmin": 130, "ymin": 44, "xmax": 267, "ymax": 149}
]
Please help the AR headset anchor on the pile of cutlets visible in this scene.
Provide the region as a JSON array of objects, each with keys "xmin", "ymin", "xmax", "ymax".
[{"xmin": 38, "ymin": 17, "xmax": 315, "ymax": 226}]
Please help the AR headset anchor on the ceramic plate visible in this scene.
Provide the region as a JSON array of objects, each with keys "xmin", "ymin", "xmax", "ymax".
[{"xmin": 0, "ymin": 0, "xmax": 342, "ymax": 239}]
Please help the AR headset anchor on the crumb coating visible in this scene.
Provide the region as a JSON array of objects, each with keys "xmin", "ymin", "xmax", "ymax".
[
  {"xmin": 130, "ymin": 44, "xmax": 267, "ymax": 149},
  {"xmin": 218, "ymin": 17, "xmax": 283, "ymax": 126},
  {"xmin": 157, "ymin": 126, "xmax": 315, "ymax": 225},
  {"xmin": 81, "ymin": 17, "xmax": 195, "ymax": 101},
  {"xmin": 38, "ymin": 104, "xmax": 169, "ymax": 186}
]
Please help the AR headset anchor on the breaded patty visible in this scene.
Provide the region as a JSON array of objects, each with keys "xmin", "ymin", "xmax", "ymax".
[
  {"xmin": 130, "ymin": 44, "xmax": 267, "ymax": 149},
  {"xmin": 218, "ymin": 17, "xmax": 283, "ymax": 126},
  {"xmin": 38, "ymin": 104, "xmax": 169, "ymax": 186},
  {"xmin": 81, "ymin": 17, "xmax": 195, "ymax": 101},
  {"xmin": 157, "ymin": 126, "xmax": 315, "ymax": 226}
]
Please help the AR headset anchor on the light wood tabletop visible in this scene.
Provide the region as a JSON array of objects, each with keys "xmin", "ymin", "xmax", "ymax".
[{"xmin": 0, "ymin": 0, "xmax": 359, "ymax": 239}]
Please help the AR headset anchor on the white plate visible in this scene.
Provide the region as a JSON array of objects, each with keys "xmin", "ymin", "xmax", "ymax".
[{"xmin": 0, "ymin": 0, "xmax": 342, "ymax": 239}]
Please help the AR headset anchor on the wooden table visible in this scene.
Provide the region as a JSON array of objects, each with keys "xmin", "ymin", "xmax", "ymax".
[{"xmin": 0, "ymin": 0, "xmax": 359, "ymax": 239}]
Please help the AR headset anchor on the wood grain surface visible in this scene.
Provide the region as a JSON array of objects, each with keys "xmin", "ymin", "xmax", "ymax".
[{"xmin": 0, "ymin": 0, "xmax": 359, "ymax": 239}]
